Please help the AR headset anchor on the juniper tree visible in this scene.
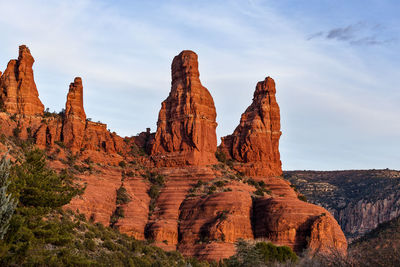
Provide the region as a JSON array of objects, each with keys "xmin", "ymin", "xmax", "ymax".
[{"xmin": 0, "ymin": 154, "xmax": 17, "ymax": 239}]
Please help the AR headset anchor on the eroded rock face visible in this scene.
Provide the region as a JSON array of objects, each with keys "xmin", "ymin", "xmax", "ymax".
[
  {"xmin": 63, "ymin": 77, "xmax": 86, "ymax": 150},
  {"xmin": 151, "ymin": 51, "xmax": 217, "ymax": 167},
  {"xmin": 253, "ymin": 197, "xmax": 347, "ymax": 255},
  {"xmin": 0, "ymin": 45, "xmax": 44, "ymax": 115},
  {"xmin": 220, "ymin": 77, "xmax": 281, "ymax": 177}
]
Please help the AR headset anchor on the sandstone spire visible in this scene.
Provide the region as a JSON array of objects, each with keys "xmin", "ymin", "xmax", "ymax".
[
  {"xmin": 62, "ymin": 77, "xmax": 86, "ymax": 150},
  {"xmin": 151, "ymin": 50, "xmax": 218, "ymax": 166},
  {"xmin": 0, "ymin": 45, "xmax": 44, "ymax": 115},
  {"xmin": 220, "ymin": 77, "xmax": 282, "ymax": 177},
  {"xmin": 65, "ymin": 77, "xmax": 86, "ymax": 121}
]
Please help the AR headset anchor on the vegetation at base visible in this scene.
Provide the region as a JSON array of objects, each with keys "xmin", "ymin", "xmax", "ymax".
[
  {"xmin": 0, "ymin": 146, "xmax": 213, "ymax": 266},
  {"xmin": 0, "ymin": 154, "xmax": 18, "ymax": 239},
  {"xmin": 0, "ymin": 147, "xmax": 84, "ymax": 264},
  {"xmin": 348, "ymin": 214, "xmax": 400, "ymax": 267},
  {"xmin": 10, "ymin": 148, "xmax": 83, "ymax": 208},
  {"xmin": 222, "ymin": 239, "xmax": 297, "ymax": 267}
]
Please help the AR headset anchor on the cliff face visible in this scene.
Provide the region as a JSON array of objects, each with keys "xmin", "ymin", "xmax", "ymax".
[
  {"xmin": 220, "ymin": 77, "xmax": 282, "ymax": 177},
  {"xmin": 150, "ymin": 50, "xmax": 218, "ymax": 167},
  {"xmin": 285, "ymin": 170, "xmax": 400, "ymax": 241},
  {"xmin": 0, "ymin": 45, "xmax": 348, "ymax": 261},
  {"xmin": 0, "ymin": 45, "xmax": 44, "ymax": 115}
]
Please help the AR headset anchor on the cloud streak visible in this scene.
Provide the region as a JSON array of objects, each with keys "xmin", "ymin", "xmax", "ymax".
[{"xmin": 308, "ymin": 22, "xmax": 394, "ymax": 46}]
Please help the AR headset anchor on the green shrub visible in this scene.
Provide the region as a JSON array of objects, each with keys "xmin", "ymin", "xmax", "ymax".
[
  {"xmin": 298, "ymin": 195, "xmax": 307, "ymax": 202},
  {"xmin": 255, "ymin": 241, "xmax": 298, "ymax": 263},
  {"xmin": 195, "ymin": 180, "xmax": 204, "ymax": 188},
  {"xmin": 110, "ymin": 207, "xmax": 124, "ymax": 227},
  {"xmin": 116, "ymin": 186, "xmax": 131, "ymax": 205},
  {"xmin": 224, "ymin": 239, "xmax": 297, "ymax": 266},
  {"xmin": 214, "ymin": 180, "xmax": 226, "ymax": 187},
  {"xmin": 11, "ymin": 149, "xmax": 83, "ymax": 209},
  {"xmin": 83, "ymin": 238, "xmax": 96, "ymax": 251},
  {"xmin": 84, "ymin": 231, "xmax": 95, "ymax": 239},
  {"xmin": 12, "ymin": 127, "xmax": 21, "ymax": 138},
  {"xmin": 148, "ymin": 185, "xmax": 160, "ymax": 200},
  {"xmin": 118, "ymin": 161, "xmax": 126, "ymax": 168},
  {"xmin": 208, "ymin": 185, "xmax": 217, "ymax": 195},
  {"xmin": 215, "ymin": 150, "xmax": 227, "ymax": 163},
  {"xmin": 103, "ymin": 239, "xmax": 117, "ymax": 251}
]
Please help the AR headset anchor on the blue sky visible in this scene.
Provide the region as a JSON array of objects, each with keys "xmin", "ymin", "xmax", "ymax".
[{"xmin": 0, "ymin": 0, "xmax": 399, "ymax": 170}]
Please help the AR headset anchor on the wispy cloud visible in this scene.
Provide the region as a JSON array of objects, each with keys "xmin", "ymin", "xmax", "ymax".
[{"xmin": 308, "ymin": 22, "xmax": 394, "ymax": 45}]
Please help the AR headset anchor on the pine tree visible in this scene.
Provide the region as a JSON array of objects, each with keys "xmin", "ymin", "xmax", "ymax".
[{"xmin": 0, "ymin": 154, "xmax": 17, "ymax": 239}]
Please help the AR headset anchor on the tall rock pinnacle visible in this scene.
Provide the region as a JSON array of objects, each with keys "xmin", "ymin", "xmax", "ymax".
[
  {"xmin": 0, "ymin": 45, "xmax": 44, "ymax": 115},
  {"xmin": 151, "ymin": 50, "xmax": 218, "ymax": 166},
  {"xmin": 65, "ymin": 77, "xmax": 86, "ymax": 121},
  {"xmin": 220, "ymin": 77, "xmax": 282, "ymax": 177},
  {"xmin": 62, "ymin": 77, "xmax": 86, "ymax": 150}
]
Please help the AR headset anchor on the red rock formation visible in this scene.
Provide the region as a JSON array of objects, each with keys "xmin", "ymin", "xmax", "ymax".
[
  {"xmin": 220, "ymin": 77, "xmax": 281, "ymax": 177},
  {"xmin": 0, "ymin": 45, "xmax": 44, "ymax": 115},
  {"xmin": 0, "ymin": 46, "xmax": 348, "ymax": 262},
  {"xmin": 61, "ymin": 77, "xmax": 125, "ymax": 155},
  {"xmin": 151, "ymin": 51, "xmax": 217, "ymax": 167},
  {"xmin": 63, "ymin": 77, "xmax": 86, "ymax": 150}
]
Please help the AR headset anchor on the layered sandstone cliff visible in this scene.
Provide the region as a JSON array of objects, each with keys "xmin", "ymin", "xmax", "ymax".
[
  {"xmin": 0, "ymin": 45, "xmax": 44, "ymax": 115},
  {"xmin": 220, "ymin": 77, "xmax": 282, "ymax": 177},
  {"xmin": 150, "ymin": 50, "xmax": 218, "ymax": 167}
]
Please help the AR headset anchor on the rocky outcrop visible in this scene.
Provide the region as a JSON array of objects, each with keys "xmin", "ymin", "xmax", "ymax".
[
  {"xmin": 253, "ymin": 197, "xmax": 347, "ymax": 255},
  {"xmin": 336, "ymin": 194, "xmax": 400, "ymax": 240},
  {"xmin": 63, "ymin": 77, "xmax": 86, "ymax": 151},
  {"xmin": 0, "ymin": 45, "xmax": 44, "ymax": 115},
  {"xmin": 220, "ymin": 77, "xmax": 282, "ymax": 177},
  {"xmin": 150, "ymin": 50, "xmax": 218, "ymax": 167}
]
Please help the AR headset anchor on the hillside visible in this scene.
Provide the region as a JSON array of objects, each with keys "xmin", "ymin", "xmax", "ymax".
[
  {"xmin": 347, "ymin": 214, "xmax": 400, "ymax": 266},
  {"xmin": 285, "ymin": 170, "xmax": 400, "ymax": 241}
]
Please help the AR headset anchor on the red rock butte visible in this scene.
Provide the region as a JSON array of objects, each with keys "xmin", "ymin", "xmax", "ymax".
[
  {"xmin": 150, "ymin": 50, "xmax": 218, "ymax": 167},
  {"xmin": 0, "ymin": 45, "xmax": 348, "ymax": 261}
]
